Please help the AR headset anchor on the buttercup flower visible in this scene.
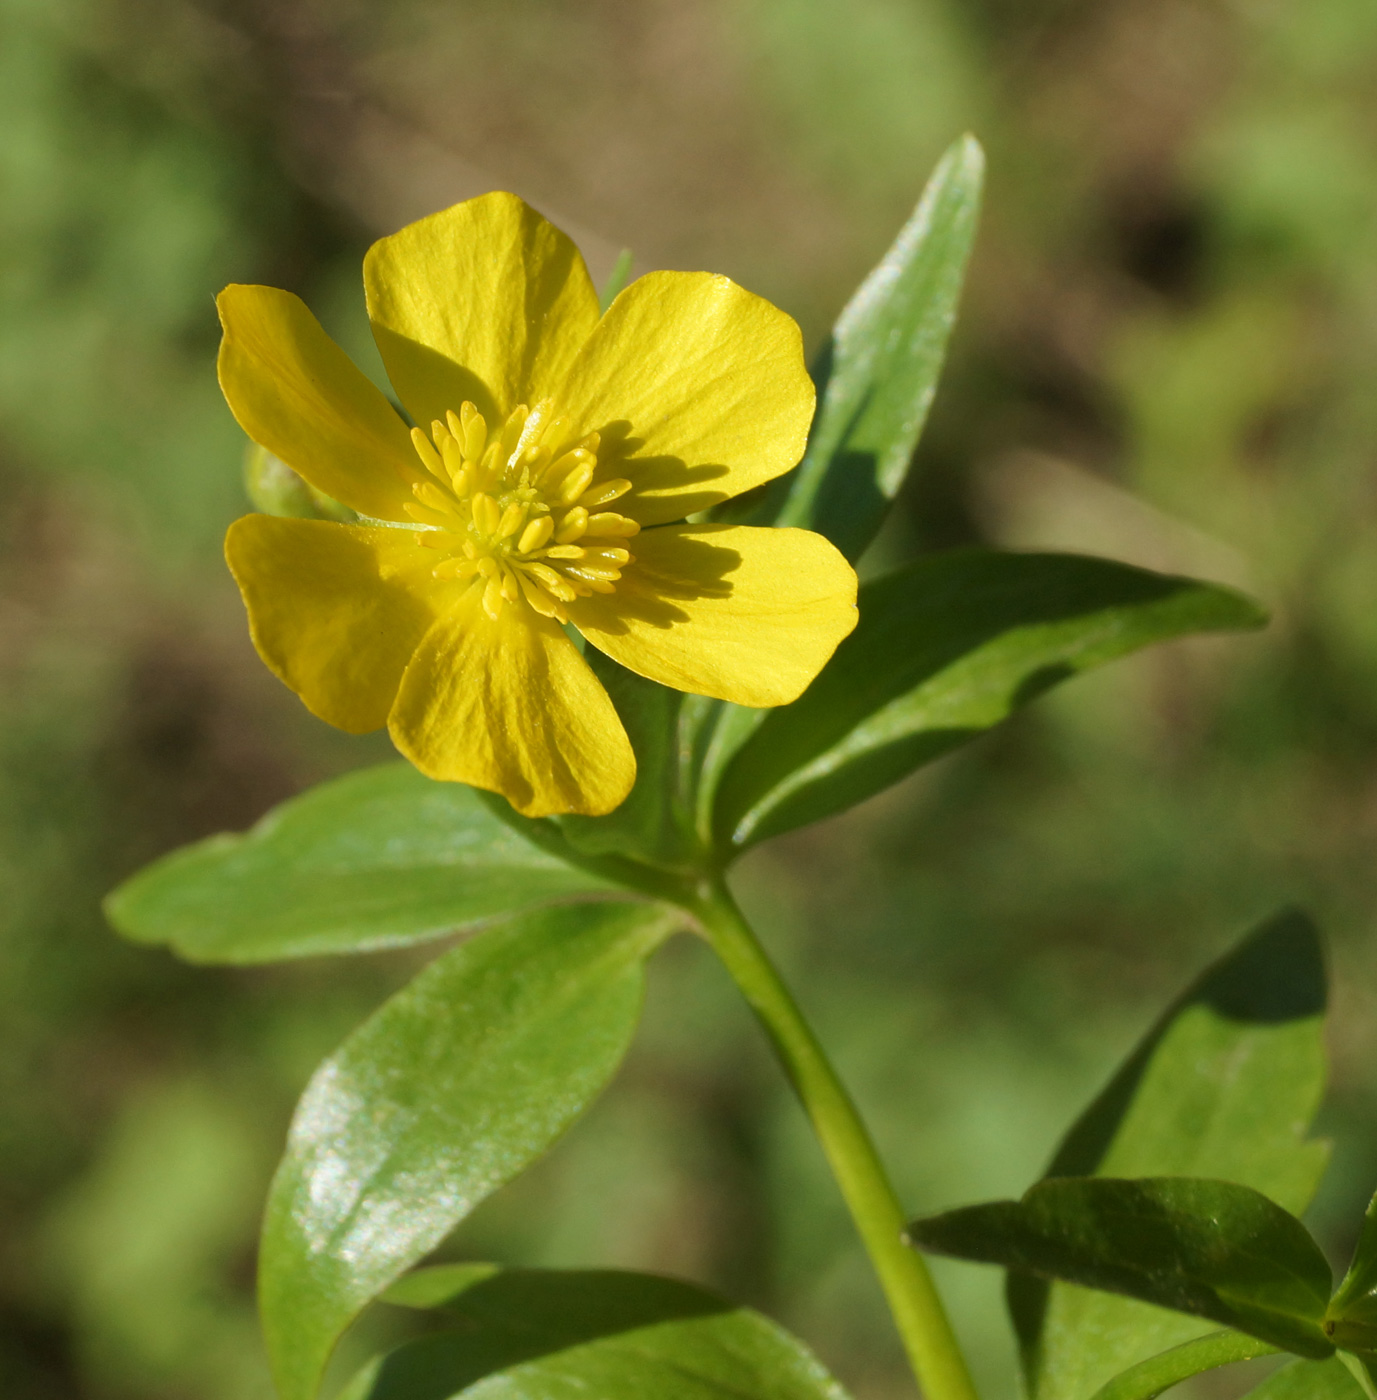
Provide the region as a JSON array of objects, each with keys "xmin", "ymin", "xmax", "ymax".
[{"xmin": 219, "ymin": 193, "xmax": 858, "ymax": 817}]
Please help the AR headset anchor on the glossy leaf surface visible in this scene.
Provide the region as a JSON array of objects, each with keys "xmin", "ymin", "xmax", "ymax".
[
  {"xmin": 914, "ymin": 1176, "xmax": 1333, "ymax": 1358},
  {"xmin": 1012, "ymin": 911, "xmax": 1331, "ymax": 1399},
  {"xmin": 259, "ymin": 902, "xmax": 677, "ymax": 1400},
  {"xmin": 731, "ymin": 133, "xmax": 984, "ymax": 560},
  {"xmin": 345, "ymin": 1265, "xmax": 849, "ymax": 1400},
  {"xmin": 714, "ymin": 550, "xmax": 1267, "ymax": 850},
  {"xmin": 106, "ymin": 763, "xmax": 618, "ymax": 963}
]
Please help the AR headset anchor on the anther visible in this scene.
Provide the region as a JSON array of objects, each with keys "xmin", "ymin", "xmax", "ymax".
[
  {"xmin": 518, "ymin": 516, "xmax": 554, "ymax": 553},
  {"xmin": 482, "ymin": 574, "xmax": 505, "ymax": 621},
  {"xmin": 579, "ymin": 478, "xmax": 632, "ymax": 508},
  {"xmin": 544, "ymin": 545, "xmax": 586, "ymax": 560},
  {"xmin": 554, "ymin": 508, "xmax": 588, "ymax": 544},
  {"xmin": 556, "ymin": 462, "xmax": 596, "ymax": 505},
  {"xmin": 410, "ymin": 427, "xmax": 446, "ymax": 480},
  {"xmin": 462, "ymin": 410, "xmax": 488, "ymax": 463},
  {"xmin": 412, "ymin": 481, "xmax": 456, "ymax": 515},
  {"xmin": 516, "ymin": 571, "xmax": 563, "ymax": 620},
  {"xmin": 497, "ymin": 503, "xmax": 527, "ymax": 539},
  {"xmin": 586, "ymin": 512, "xmax": 639, "ymax": 537},
  {"xmin": 471, "ymin": 493, "xmax": 502, "ymax": 537}
]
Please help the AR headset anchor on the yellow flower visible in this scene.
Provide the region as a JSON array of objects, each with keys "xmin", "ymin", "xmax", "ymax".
[{"xmin": 218, "ymin": 193, "xmax": 858, "ymax": 818}]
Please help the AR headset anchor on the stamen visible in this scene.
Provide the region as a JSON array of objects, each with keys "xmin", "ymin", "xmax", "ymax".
[
  {"xmin": 410, "ymin": 427, "xmax": 446, "ymax": 480},
  {"xmin": 564, "ymin": 569, "xmax": 617, "ymax": 592},
  {"xmin": 579, "ymin": 478, "xmax": 631, "ymax": 507},
  {"xmin": 462, "ymin": 408, "xmax": 488, "ymax": 463},
  {"xmin": 554, "ymin": 508, "xmax": 588, "ymax": 544},
  {"xmin": 404, "ymin": 502, "xmax": 450, "ymax": 527},
  {"xmin": 518, "ymin": 516, "xmax": 554, "ymax": 553},
  {"xmin": 433, "ymin": 557, "xmax": 479, "ymax": 580},
  {"xmin": 471, "ymin": 493, "xmax": 502, "ymax": 537},
  {"xmin": 482, "ymin": 574, "xmax": 505, "ymax": 620},
  {"xmin": 498, "ymin": 405, "xmax": 529, "ymax": 465},
  {"xmin": 586, "ymin": 512, "xmax": 639, "ymax": 537},
  {"xmin": 407, "ymin": 400, "xmax": 636, "ymax": 620},
  {"xmin": 516, "ymin": 570, "xmax": 565, "ymax": 621},
  {"xmin": 555, "ymin": 461, "xmax": 596, "ymax": 505},
  {"xmin": 496, "ymin": 503, "xmax": 527, "ymax": 539},
  {"xmin": 412, "ymin": 481, "xmax": 456, "ymax": 515},
  {"xmin": 526, "ymin": 563, "xmax": 578, "ymax": 601}
]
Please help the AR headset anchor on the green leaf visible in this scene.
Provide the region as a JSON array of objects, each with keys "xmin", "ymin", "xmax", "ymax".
[
  {"xmin": 1088, "ymin": 1330, "xmax": 1279, "ymax": 1400},
  {"xmin": 913, "ymin": 1176, "xmax": 1334, "ymax": 1359},
  {"xmin": 1010, "ymin": 910, "xmax": 1332, "ymax": 1399},
  {"xmin": 555, "ymin": 653, "xmax": 703, "ymax": 872},
  {"xmin": 685, "ymin": 137, "xmax": 982, "ymax": 825},
  {"xmin": 1247, "ymin": 1360, "xmax": 1370, "ymax": 1400},
  {"xmin": 1325, "ymin": 1189, "xmax": 1377, "ymax": 1352},
  {"xmin": 727, "ymin": 133, "xmax": 984, "ymax": 560},
  {"xmin": 258, "ymin": 901, "xmax": 678, "ymax": 1400},
  {"xmin": 105, "ymin": 763, "xmax": 622, "ymax": 964},
  {"xmin": 344, "ymin": 1266, "xmax": 849, "ymax": 1400},
  {"xmin": 713, "ymin": 550, "xmax": 1268, "ymax": 851}
]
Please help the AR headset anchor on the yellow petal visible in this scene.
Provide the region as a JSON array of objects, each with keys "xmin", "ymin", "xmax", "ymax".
[
  {"xmin": 364, "ymin": 192, "xmax": 600, "ymax": 431},
  {"xmin": 568, "ymin": 524, "xmax": 857, "ymax": 706},
  {"xmin": 556, "ymin": 272, "xmax": 815, "ymax": 527},
  {"xmin": 388, "ymin": 586, "xmax": 636, "ymax": 817},
  {"xmin": 225, "ymin": 515, "xmax": 448, "ymax": 732},
  {"xmin": 217, "ymin": 285, "xmax": 423, "ymax": 522}
]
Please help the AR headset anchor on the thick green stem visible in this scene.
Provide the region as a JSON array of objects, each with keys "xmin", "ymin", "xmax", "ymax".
[{"xmin": 692, "ymin": 877, "xmax": 979, "ymax": 1400}]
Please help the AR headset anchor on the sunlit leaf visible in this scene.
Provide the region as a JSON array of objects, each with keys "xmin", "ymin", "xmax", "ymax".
[
  {"xmin": 343, "ymin": 1265, "xmax": 849, "ymax": 1400},
  {"xmin": 914, "ymin": 1176, "xmax": 1333, "ymax": 1358},
  {"xmin": 105, "ymin": 763, "xmax": 620, "ymax": 963},
  {"xmin": 728, "ymin": 132, "xmax": 984, "ymax": 559},
  {"xmin": 713, "ymin": 550, "xmax": 1267, "ymax": 850},
  {"xmin": 1010, "ymin": 910, "xmax": 1331, "ymax": 1399},
  {"xmin": 259, "ymin": 901, "xmax": 678, "ymax": 1400}
]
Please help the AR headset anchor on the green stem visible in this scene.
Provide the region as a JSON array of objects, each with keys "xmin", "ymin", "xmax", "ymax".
[{"xmin": 691, "ymin": 877, "xmax": 979, "ymax": 1400}]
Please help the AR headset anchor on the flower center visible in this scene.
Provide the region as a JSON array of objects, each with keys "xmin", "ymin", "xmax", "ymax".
[{"xmin": 405, "ymin": 400, "xmax": 639, "ymax": 623}]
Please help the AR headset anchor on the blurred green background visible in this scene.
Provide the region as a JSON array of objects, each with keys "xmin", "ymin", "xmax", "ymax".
[{"xmin": 5, "ymin": 0, "xmax": 1377, "ymax": 1396}]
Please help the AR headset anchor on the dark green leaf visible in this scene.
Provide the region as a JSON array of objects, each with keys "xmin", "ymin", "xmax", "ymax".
[
  {"xmin": 1089, "ymin": 1330, "xmax": 1279, "ymax": 1400},
  {"xmin": 914, "ymin": 1176, "xmax": 1334, "ymax": 1359},
  {"xmin": 344, "ymin": 1266, "xmax": 849, "ymax": 1400},
  {"xmin": 555, "ymin": 652, "xmax": 703, "ymax": 871},
  {"xmin": 105, "ymin": 763, "xmax": 622, "ymax": 964},
  {"xmin": 726, "ymin": 133, "xmax": 984, "ymax": 560},
  {"xmin": 713, "ymin": 550, "xmax": 1267, "ymax": 850},
  {"xmin": 1010, "ymin": 910, "xmax": 1332, "ymax": 1399},
  {"xmin": 258, "ymin": 902, "xmax": 678, "ymax": 1400},
  {"xmin": 1246, "ymin": 1359, "xmax": 1369, "ymax": 1400}
]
